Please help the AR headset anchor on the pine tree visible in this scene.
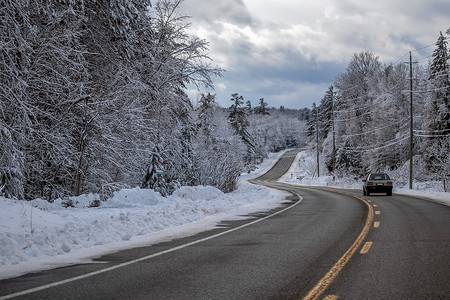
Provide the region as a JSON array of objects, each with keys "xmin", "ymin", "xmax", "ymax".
[
  {"xmin": 318, "ymin": 86, "xmax": 334, "ymax": 140},
  {"xmin": 424, "ymin": 31, "xmax": 450, "ymax": 180},
  {"xmin": 306, "ymin": 103, "xmax": 318, "ymax": 141},
  {"xmin": 246, "ymin": 100, "xmax": 252, "ymax": 112},
  {"xmin": 254, "ymin": 98, "xmax": 270, "ymax": 115},
  {"xmin": 427, "ymin": 31, "xmax": 450, "ymax": 133},
  {"xmin": 197, "ymin": 93, "xmax": 217, "ymax": 139},
  {"xmin": 142, "ymin": 144, "xmax": 167, "ymax": 195},
  {"xmin": 228, "ymin": 93, "xmax": 256, "ymax": 165}
]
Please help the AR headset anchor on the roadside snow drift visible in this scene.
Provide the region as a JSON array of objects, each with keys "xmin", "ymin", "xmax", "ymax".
[{"xmin": 0, "ymin": 152, "xmax": 289, "ymax": 280}]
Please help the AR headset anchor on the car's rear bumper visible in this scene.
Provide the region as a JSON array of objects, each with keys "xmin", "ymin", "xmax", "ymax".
[{"xmin": 367, "ymin": 186, "xmax": 392, "ymax": 193}]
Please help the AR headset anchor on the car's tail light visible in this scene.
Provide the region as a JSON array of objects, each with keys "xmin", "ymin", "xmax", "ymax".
[
  {"xmin": 367, "ymin": 182, "xmax": 374, "ymax": 185},
  {"xmin": 387, "ymin": 181, "xmax": 392, "ymax": 186}
]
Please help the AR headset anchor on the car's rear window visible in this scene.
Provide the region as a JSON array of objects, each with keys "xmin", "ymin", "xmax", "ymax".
[{"xmin": 369, "ymin": 173, "xmax": 390, "ymax": 180}]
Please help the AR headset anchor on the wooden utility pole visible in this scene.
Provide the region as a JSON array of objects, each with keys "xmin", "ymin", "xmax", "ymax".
[
  {"xmin": 331, "ymin": 91, "xmax": 336, "ymax": 180},
  {"xmin": 316, "ymin": 105, "xmax": 320, "ymax": 177},
  {"xmin": 409, "ymin": 51, "xmax": 414, "ymax": 189}
]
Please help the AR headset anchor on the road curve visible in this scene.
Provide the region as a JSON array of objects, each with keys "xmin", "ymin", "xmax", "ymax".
[
  {"xmin": 319, "ymin": 187, "xmax": 450, "ymax": 299},
  {"xmin": 1, "ymin": 149, "xmax": 448, "ymax": 299}
]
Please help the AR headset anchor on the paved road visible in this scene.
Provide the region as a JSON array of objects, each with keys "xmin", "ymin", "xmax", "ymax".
[
  {"xmin": 1, "ymin": 149, "xmax": 449, "ymax": 299},
  {"xmin": 321, "ymin": 188, "xmax": 450, "ymax": 299}
]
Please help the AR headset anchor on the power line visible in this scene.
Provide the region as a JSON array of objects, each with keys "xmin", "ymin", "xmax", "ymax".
[
  {"xmin": 334, "ymin": 109, "xmax": 373, "ymax": 122},
  {"xmin": 392, "ymin": 43, "xmax": 434, "ymax": 65},
  {"xmin": 337, "ymin": 135, "xmax": 409, "ymax": 153},
  {"xmin": 414, "ymin": 128, "xmax": 450, "ymax": 133},
  {"xmin": 416, "ymin": 54, "xmax": 433, "ymax": 62},
  {"xmin": 393, "ymin": 51, "xmax": 410, "ymax": 65},
  {"xmin": 411, "ymin": 43, "xmax": 435, "ymax": 53},
  {"xmin": 415, "ymin": 133, "xmax": 450, "ymax": 138},
  {"xmin": 341, "ymin": 121, "xmax": 408, "ymax": 138},
  {"xmin": 334, "ymin": 101, "xmax": 374, "ymax": 114},
  {"xmin": 403, "ymin": 84, "xmax": 450, "ymax": 93}
]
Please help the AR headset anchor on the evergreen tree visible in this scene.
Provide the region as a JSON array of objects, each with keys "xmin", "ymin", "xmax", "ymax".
[
  {"xmin": 197, "ymin": 93, "xmax": 217, "ymax": 139},
  {"xmin": 306, "ymin": 103, "xmax": 318, "ymax": 141},
  {"xmin": 318, "ymin": 86, "xmax": 334, "ymax": 140},
  {"xmin": 142, "ymin": 144, "xmax": 167, "ymax": 196},
  {"xmin": 254, "ymin": 98, "xmax": 270, "ymax": 115},
  {"xmin": 228, "ymin": 93, "xmax": 256, "ymax": 165},
  {"xmin": 229, "ymin": 93, "xmax": 246, "ymax": 134},
  {"xmin": 246, "ymin": 100, "xmax": 252, "ymax": 112},
  {"xmin": 424, "ymin": 31, "xmax": 450, "ymax": 179},
  {"xmin": 427, "ymin": 31, "xmax": 450, "ymax": 133}
]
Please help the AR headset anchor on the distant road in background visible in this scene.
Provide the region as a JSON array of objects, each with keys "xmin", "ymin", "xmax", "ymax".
[{"xmin": 1, "ymin": 149, "xmax": 449, "ymax": 299}]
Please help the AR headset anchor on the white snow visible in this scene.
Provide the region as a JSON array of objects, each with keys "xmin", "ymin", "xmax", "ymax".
[{"xmin": 0, "ymin": 151, "xmax": 290, "ymax": 280}]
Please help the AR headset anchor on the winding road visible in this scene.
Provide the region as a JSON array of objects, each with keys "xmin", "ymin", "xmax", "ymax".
[{"xmin": 1, "ymin": 149, "xmax": 449, "ymax": 299}]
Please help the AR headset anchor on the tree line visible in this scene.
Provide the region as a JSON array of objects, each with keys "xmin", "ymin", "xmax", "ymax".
[
  {"xmin": 308, "ymin": 30, "xmax": 450, "ymax": 189},
  {"xmin": 0, "ymin": 0, "xmax": 307, "ymax": 200}
]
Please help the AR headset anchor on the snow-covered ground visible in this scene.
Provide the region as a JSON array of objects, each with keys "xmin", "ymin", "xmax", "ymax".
[
  {"xmin": 280, "ymin": 149, "xmax": 450, "ymax": 207},
  {"xmin": 0, "ymin": 151, "xmax": 290, "ymax": 280},
  {"xmin": 1, "ymin": 149, "xmax": 449, "ymax": 280}
]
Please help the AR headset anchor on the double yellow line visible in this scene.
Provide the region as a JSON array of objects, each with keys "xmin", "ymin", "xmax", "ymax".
[{"xmin": 303, "ymin": 193, "xmax": 374, "ymax": 300}]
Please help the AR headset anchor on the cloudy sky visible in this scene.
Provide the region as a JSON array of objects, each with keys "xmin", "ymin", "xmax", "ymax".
[{"xmin": 179, "ymin": 0, "xmax": 450, "ymax": 109}]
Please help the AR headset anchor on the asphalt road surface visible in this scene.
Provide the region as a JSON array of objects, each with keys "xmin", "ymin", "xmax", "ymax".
[{"xmin": 1, "ymin": 149, "xmax": 449, "ymax": 299}]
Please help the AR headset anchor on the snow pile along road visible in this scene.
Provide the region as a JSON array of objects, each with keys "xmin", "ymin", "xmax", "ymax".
[
  {"xmin": 0, "ymin": 152, "xmax": 289, "ymax": 280},
  {"xmin": 281, "ymin": 150, "xmax": 450, "ymax": 206}
]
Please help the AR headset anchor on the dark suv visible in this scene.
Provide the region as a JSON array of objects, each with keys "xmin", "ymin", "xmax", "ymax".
[{"xmin": 363, "ymin": 173, "xmax": 393, "ymax": 196}]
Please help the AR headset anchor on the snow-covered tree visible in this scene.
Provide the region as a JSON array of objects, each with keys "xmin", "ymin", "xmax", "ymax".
[
  {"xmin": 254, "ymin": 98, "xmax": 270, "ymax": 115},
  {"xmin": 0, "ymin": 127, "xmax": 24, "ymax": 198},
  {"xmin": 426, "ymin": 31, "xmax": 450, "ymax": 132},
  {"xmin": 318, "ymin": 86, "xmax": 334, "ymax": 140},
  {"xmin": 423, "ymin": 31, "xmax": 450, "ymax": 180},
  {"xmin": 306, "ymin": 102, "xmax": 318, "ymax": 142},
  {"xmin": 142, "ymin": 144, "xmax": 167, "ymax": 196},
  {"xmin": 333, "ymin": 51, "xmax": 382, "ymax": 174},
  {"xmin": 426, "ymin": 136, "xmax": 450, "ymax": 191},
  {"xmin": 192, "ymin": 94, "xmax": 245, "ymax": 192},
  {"xmin": 228, "ymin": 93, "xmax": 257, "ymax": 165},
  {"xmin": 0, "ymin": 0, "xmax": 91, "ymax": 199}
]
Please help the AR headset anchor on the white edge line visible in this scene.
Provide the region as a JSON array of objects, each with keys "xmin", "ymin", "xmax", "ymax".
[{"xmin": 0, "ymin": 194, "xmax": 303, "ymax": 300}]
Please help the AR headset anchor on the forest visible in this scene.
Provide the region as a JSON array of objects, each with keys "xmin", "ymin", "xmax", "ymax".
[
  {"xmin": 1, "ymin": 1, "xmax": 449, "ymax": 201},
  {"xmin": 0, "ymin": 0, "xmax": 308, "ymax": 200},
  {"xmin": 308, "ymin": 30, "xmax": 450, "ymax": 190}
]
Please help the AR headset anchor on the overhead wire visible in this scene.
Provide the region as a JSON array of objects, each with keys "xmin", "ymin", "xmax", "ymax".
[
  {"xmin": 414, "ymin": 133, "xmax": 450, "ymax": 138},
  {"xmin": 411, "ymin": 43, "xmax": 436, "ymax": 53},
  {"xmin": 337, "ymin": 135, "xmax": 409, "ymax": 153},
  {"xmin": 414, "ymin": 128, "xmax": 450, "ymax": 133},
  {"xmin": 391, "ymin": 42, "xmax": 434, "ymax": 65},
  {"xmin": 340, "ymin": 121, "xmax": 408, "ymax": 138},
  {"xmin": 313, "ymin": 41, "xmax": 448, "ymax": 155}
]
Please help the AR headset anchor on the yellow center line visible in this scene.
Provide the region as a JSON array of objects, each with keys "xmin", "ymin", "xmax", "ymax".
[
  {"xmin": 302, "ymin": 193, "xmax": 374, "ymax": 300},
  {"xmin": 373, "ymin": 204, "xmax": 377, "ymax": 207},
  {"xmin": 374, "ymin": 221, "xmax": 380, "ymax": 228},
  {"xmin": 360, "ymin": 242, "xmax": 373, "ymax": 254},
  {"xmin": 324, "ymin": 295, "xmax": 339, "ymax": 300},
  {"xmin": 375, "ymin": 211, "xmax": 380, "ymax": 215}
]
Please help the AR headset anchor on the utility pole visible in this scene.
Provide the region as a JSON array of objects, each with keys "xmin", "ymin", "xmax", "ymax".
[
  {"xmin": 331, "ymin": 89, "xmax": 336, "ymax": 181},
  {"xmin": 409, "ymin": 51, "xmax": 414, "ymax": 189},
  {"xmin": 315, "ymin": 105, "xmax": 320, "ymax": 177}
]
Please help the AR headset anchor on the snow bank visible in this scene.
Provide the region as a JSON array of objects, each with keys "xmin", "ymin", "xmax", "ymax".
[
  {"xmin": 4, "ymin": 149, "xmax": 445, "ymax": 280},
  {"xmin": 281, "ymin": 149, "xmax": 450, "ymax": 206},
  {"xmin": 0, "ymin": 152, "xmax": 290, "ymax": 280}
]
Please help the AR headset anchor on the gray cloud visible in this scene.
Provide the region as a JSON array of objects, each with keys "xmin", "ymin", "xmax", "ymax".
[
  {"xmin": 179, "ymin": 0, "xmax": 450, "ymax": 109},
  {"xmin": 181, "ymin": 0, "xmax": 256, "ymax": 26}
]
